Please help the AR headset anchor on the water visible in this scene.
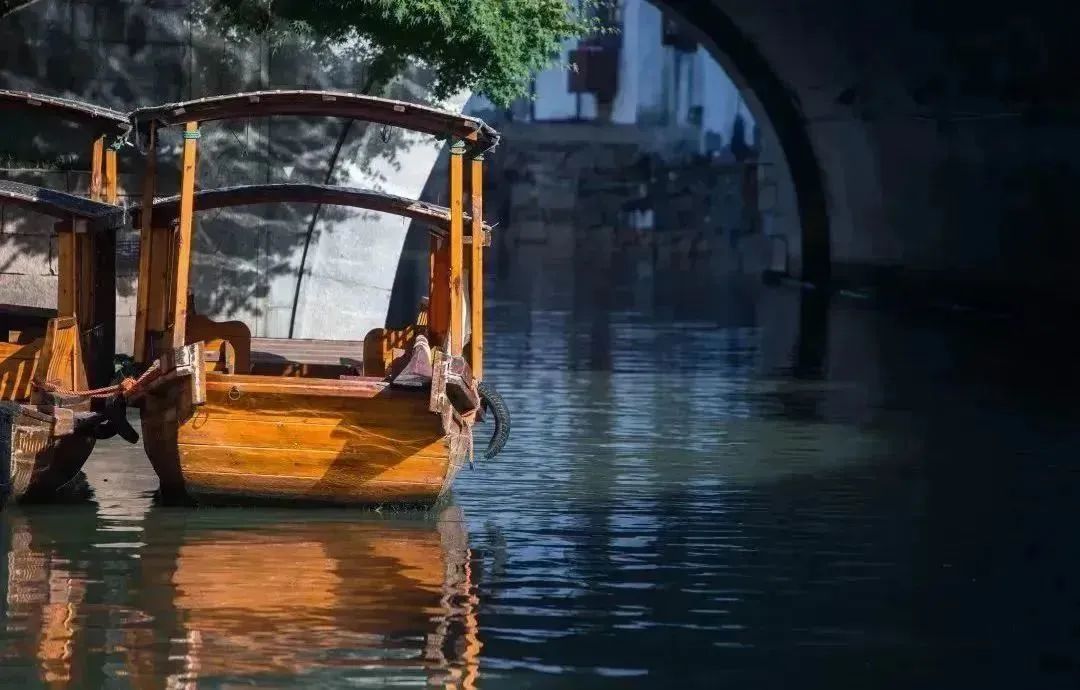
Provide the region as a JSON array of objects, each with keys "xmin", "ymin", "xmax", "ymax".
[{"xmin": 2, "ymin": 251, "xmax": 1080, "ymax": 688}]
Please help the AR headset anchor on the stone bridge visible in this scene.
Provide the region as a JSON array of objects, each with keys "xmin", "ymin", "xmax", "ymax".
[
  {"xmin": 665, "ymin": 0, "xmax": 1080, "ymax": 308},
  {"xmin": 2, "ymin": 0, "xmax": 1078, "ymax": 349}
]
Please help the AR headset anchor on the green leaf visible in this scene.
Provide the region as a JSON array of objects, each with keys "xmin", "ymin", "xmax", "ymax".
[{"xmin": 200, "ymin": 0, "xmax": 614, "ymax": 105}]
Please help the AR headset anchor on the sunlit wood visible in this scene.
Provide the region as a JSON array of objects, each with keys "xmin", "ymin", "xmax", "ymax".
[
  {"xmin": 171, "ymin": 121, "xmax": 200, "ymax": 350},
  {"xmin": 449, "ymin": 141, "xmax": 465, "ymax": 356},
  {"xmin": 469, "ymin": 153, "xmax": 484, "ymax": 380}
]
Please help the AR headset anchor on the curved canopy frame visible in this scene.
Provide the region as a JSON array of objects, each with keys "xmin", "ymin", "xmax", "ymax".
[
  {"xmin": 0, "ymin": 90, "xmax": 129, "ymax": 135},
  {"xmin": 129, "ymin": 90, "xmax": 499, "ymax": 149},
  {"xmin": 0, "ymin": 180, "xmax": 126, "ymax": 229},
  {"xmin": 135, "ymin": 183, "xmax": 491, "ymax": 239}
]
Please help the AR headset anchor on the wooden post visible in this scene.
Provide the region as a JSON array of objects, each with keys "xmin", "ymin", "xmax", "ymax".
[
  {"xmin": 76, "ymin": 136, "xmax": 106, "ymax": 325},
  {"xmin": 89, "ymin": 136, "xmax": 104, "ymax": 201},
  {"xmin": 133, "ymin": 122, "xmax": 157, "ymax": 363},
  {"xmin": 469, "ymin": 152, "xmax": 484, "ymax": 380},
  {"xmin": 55, "ymin": 219, "xmax": 75, "ymax": 318},
  {"xmin": 104, "ymin": 146, "xmax": 118, "ymax": 204},
  {"xmin": 449, "ymin": 140, "xmax": 465, "ymax": 356},
  {"xmin": 75, "ymin": 217, "xmax": 93, "ymax": 329},
  {"xmin": 171, "ymin": 121, "xmax": 200, "ymax": 350},
  {"xmin": 429, "ymin": 237, "xmax": 449, "ymax": 348}
]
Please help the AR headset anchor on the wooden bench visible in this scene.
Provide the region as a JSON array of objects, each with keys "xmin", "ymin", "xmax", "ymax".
[{"xmin": 248, "ymin": 338, "xmax": 365, "ymax": 379}]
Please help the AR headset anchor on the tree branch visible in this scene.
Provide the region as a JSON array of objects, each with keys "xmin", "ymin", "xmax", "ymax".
[{"xmin": 0, "ymin": 0, "xmax": 44, "ymax": 18}]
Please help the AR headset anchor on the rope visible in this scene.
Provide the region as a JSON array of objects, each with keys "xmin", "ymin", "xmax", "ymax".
[{"xmin": 32, "ymin": 361, "xmax": 163, "ymax": 401}]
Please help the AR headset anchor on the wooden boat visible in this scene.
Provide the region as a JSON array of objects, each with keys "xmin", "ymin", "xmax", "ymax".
[
  {"xmin": 0, "ymin": 92, "xmax": 138, "ymax": 503},
  {"xmin": 126, "ymin": 91, "xmax": 510, "ymax": 507},
  {"xmin": 0, "ymin": 182, "xmax": 131, "ymax": 503},
  {"xmin": 122, "ymin": 506, "xmax": 480, "ymax": 686}
]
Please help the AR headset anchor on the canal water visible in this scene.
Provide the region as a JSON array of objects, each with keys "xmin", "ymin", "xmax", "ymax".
[{"xmin": 2, "ymin": 248, "xmax": 1079, "ymax": 688}]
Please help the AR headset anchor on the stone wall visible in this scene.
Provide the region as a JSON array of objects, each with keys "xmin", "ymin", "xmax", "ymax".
[{"xmin": 487, "ymin": 122, "xmax": 769, "ymax": 272}]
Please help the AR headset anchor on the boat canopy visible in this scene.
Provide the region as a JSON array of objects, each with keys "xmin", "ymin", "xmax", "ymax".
[
  {"xmin": 129, "ymin": 90, "xmax": 499, "ymax": 148},
  {"xmin": 134, "ymin": 183, "xmax": 491, "ymax": 239},
  {"xmin": 0, "ymin": 90, "xmax": 129, "ymax": 134},
  {"xmin": 0, "ymin": 180, "xmax": 126, "ymax": 228}
]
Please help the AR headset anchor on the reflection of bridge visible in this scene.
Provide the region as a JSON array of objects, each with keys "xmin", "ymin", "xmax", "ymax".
[{"xmin": 0, "ymin": 505, "xmax": 482, "ymax": 688}]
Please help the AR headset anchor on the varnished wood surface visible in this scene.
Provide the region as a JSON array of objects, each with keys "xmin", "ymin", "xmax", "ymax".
[
  {"xmin": 1, "ymin": 403, "xmax": 95, "ymax": 501},
  {"xmin": 89, "ymin": 136, "xmax": 104, "ymax": 201},
  {"xmin": 141, "ymin": 372, "xmax": 471, "ymax": 506},
  {"xmin": 362, "ymin": 324, "xmax": 424, "ymax": 378},
  {"xmin": 0, "ymin": 340, "xmax": 42, "ymax": 401},
  {"xmin": 104, "ymin": 148, "xmax": 118, "ymax": 204},
  {"xmin": 429, "ymin": 238, "xmax": 450, "ymax": 348},
  {"xmin": 170, "ymin": 121, "xmax": 199, "ymax": 351},
  {"xmin": 188, "ymin": 311, "xmax": 252, "ymax": 373},
  {"xmin": 469, "ymin": 155, "xmax": 485, "ymax": 380},
  {"xmin": 449, "ymin": 143, "xmax": 465, "ymax": 356},
  {"xmin": 56, "ymin": 230, "xmax": 75, "ymax": 318},
  {"xmin": 31, "ymin": 317, "xmax": 88, "ymax": 401}
]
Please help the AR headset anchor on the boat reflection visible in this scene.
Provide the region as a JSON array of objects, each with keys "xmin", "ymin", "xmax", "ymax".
[
  {"xmin": 2, "ymin": 502, "xmax": 482, "ymax": 688},
  {"xmin": 129, "ymin": 505, "xmax": 482, "ymax": 688},
  {"xmin": 1, "ymin": 505, "xmax": 99, "ymax": 689}
]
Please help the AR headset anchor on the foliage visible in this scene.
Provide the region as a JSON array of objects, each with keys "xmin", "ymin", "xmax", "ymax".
[{"xmin": 201, "ymin": 0, "xmax": 612, "ymax": 104}]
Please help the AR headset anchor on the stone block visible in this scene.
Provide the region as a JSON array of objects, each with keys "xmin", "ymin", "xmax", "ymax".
[
  {"xmin": 0, "ymin": 234, "xmax": 52, "ymax": 275},
  {"xmin": 0, "ymin": 273, "xmax": 57, "ymax": 310}
]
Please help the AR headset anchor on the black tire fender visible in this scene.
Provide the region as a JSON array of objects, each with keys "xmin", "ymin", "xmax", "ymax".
[{"xmin": 477, "ymin": 379, "xmax": 510, "ymax": 459}]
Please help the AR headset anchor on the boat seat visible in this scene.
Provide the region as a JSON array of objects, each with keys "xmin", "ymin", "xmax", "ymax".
[
  {"xmin": 0, "ymin": 338, "xmax": 43, "ymax": 401},
  {"xmin": 184, "ymin": 297, "xmax": 253, "ymax": 374},
  {"xmin": 249, "ymin": 338, "xmax": 364, "ymax": 379}
]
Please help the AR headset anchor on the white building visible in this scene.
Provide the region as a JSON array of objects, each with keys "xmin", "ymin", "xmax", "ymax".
[{"xmin": 468, "ymin": 0, "xmax": 757, "ymax": 158}]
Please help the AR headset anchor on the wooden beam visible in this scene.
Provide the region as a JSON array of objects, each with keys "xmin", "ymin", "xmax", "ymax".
[
  {"xmin": 104, "ymin": 147, "xmax": 118, "ymax": 204},
  {"xmin": 448, "ymin": 140, "xmax": 465, "ymax": 356},
  {"xmin": 469, "ymin": 153, "xmax": 484, "ymax": 380},
  {"xmin": 133, "ymin": 122, "xmax": 157, "ymax": 363},
  {"xmin": 171, "ymin": 121, "xmax": 200, "ymax": 350},
  {"xmin": 90, "ymin": 222, "xmax": 117, "ymax": 386},
  {"xmin": 77, "ymin": 137, "xmax": 106, "ymax": 328},
  {"xmin": 76, "ymin": 218, "xmax": 93, "ymax": 327},
  {"xmin": 429, "ymin": 237, "xmax": 449, "ymax": 348},
  {"xmin": 89, "ymin": 136, "xmax": 104, "ymax": 201},
  {"xmin": 56, "ymin": 220, "xmax": 75, "ymax": 317},
  {"xmin": 149, "ymin": 225, "xmax": 174, "ymax": 333}
]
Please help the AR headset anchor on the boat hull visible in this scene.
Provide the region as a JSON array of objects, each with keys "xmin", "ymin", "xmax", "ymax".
[
  {"xmin": 139, "ymin": 373, "xmax": 471, "ymax": 507},
  {"xmin": 0, "ymin": 402, "xmax": 95, "ymax": 503}
]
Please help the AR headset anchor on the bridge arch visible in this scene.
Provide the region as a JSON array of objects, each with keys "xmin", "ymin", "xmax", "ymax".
[{"xmin": 656, "ymin": 0, "xmax": 832, "ymax": 285}]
